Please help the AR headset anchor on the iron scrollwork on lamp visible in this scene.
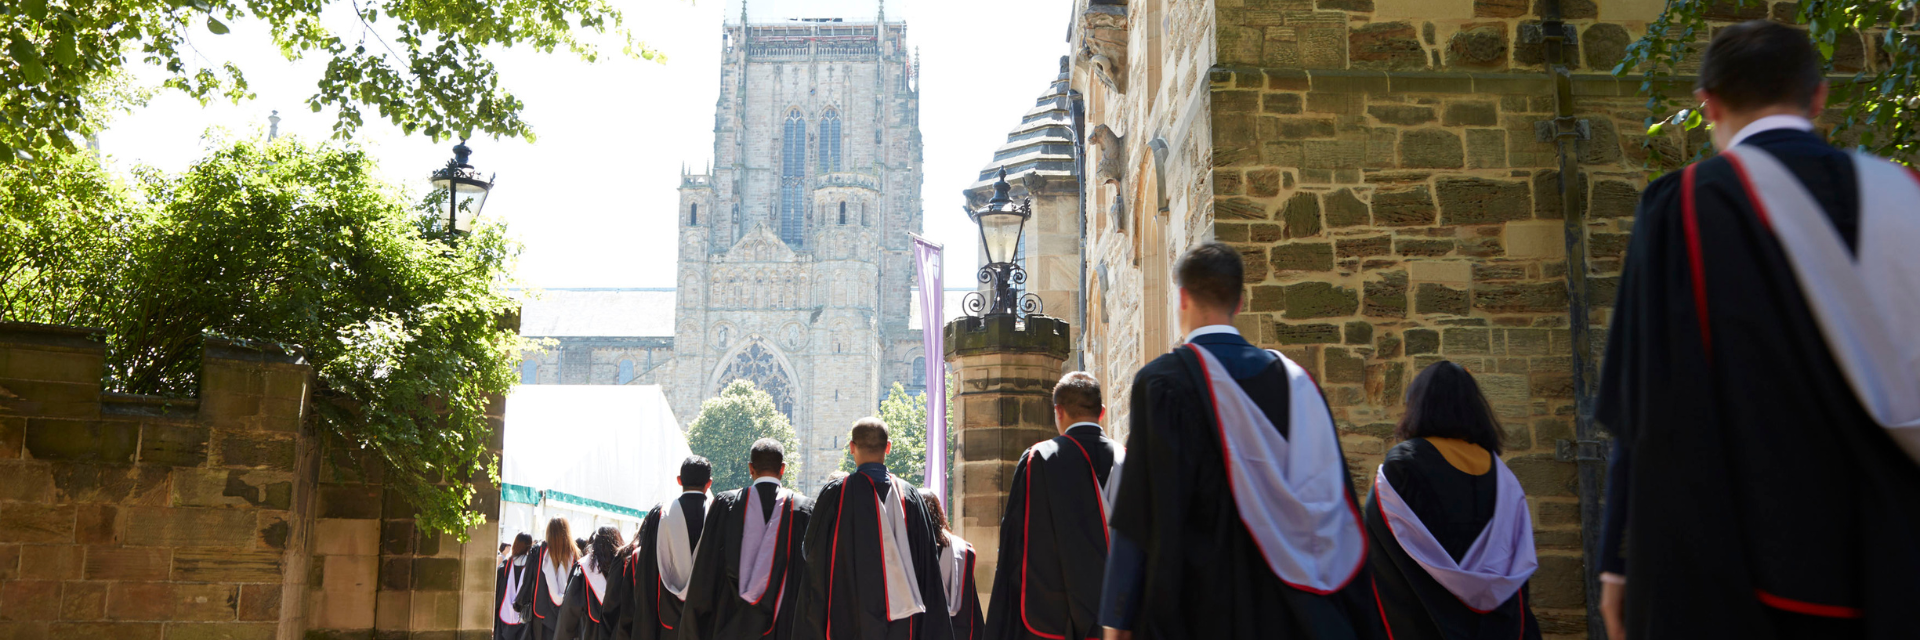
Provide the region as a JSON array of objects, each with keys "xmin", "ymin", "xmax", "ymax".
[{"xmin": 963, "ymin": 168, "xmax": 1041, "ymax": 318}]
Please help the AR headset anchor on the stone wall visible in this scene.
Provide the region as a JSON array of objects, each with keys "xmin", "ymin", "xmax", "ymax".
[{"xmin": 0, "ymin": 322, "xmax": 503, "ymax": 640}]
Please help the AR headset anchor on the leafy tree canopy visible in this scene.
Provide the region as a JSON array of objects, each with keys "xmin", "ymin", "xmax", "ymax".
[
  {"xmin": 685, "ymin": 380, "xmax": 801, "ymax": 493},
  {"xmin": 1619, "ymin": 0, "xmax": 1919, "ymax": 169},
  {"xmin": 0, "ymin": 135, "xmax": 535, "ymax": 537},
  {"xmin": 0, "ymin": 0, "xmax": 654, "ymax": 160},
  {"xmin": 841, "ymin": 382, "xmax": 957, "ymax": 496}
]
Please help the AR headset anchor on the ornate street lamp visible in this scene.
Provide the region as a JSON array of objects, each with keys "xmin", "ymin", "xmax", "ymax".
[
  {"xmin": 963, "ymin": 168, "xmax": 1040, "ymax": 317},
  {"xmin": 428, "ymin": 139, "xmax": 495, "ymax": 237}
]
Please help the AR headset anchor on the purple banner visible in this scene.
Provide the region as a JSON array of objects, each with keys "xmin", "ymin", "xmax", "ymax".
[{"xmin": 910, "ymin": 234, "xmax": 947, "ymax": 505}]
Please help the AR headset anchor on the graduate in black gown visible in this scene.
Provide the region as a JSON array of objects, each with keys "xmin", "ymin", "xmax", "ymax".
[
  {"xmin": 1596, "ymin": 21, "xmax": 1920, "ymax": 640},
  {"xmin": 515, "ymin": 518, "xmax": 580, "ymax": 640},
  {"xmin": 794, "ymin": 417, "xmax": 953, "ymax": 640},
  {"xmin": 923, "ymin": 488, "xmax": 983, "ymax": 640},
  {"xmin": 682, "ymin": 438, "xmax": 816, "ymax": 640},
  {"xmin": 496, "ymin": 533, "xmax": 533, "ymax": 640},
  {"xmin": 1363, "ymin": 362, "xmax": 1539, "ymax": 640},
  {"xmin": 629, "ymin": 456, "xmax": 713, "ymax": 640},
  {"xmin": 1098, "ymin": 243, "xmax": 1386, "ymax": 640},
  {"xmin": 986, "ymin": 371, "xmax": 1120, "ymax": 640},
  {"xmin": 559, "ymin": 525, "xmax": 629, "ymax": 640}
]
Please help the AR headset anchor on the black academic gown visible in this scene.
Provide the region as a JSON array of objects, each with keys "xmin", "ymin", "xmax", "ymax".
[
  {"xmin": 793, "ymin": 471, "xmax": 954, "ymax": 640},
  {"xmin": 1362, "ymin": 439, "xmax": 1539, "ymax": 640},
  {"xmin": 630, "ymin": 493, "xmax": 710, "ymax": 640},
  {"xmin": 682, "ymin": 482, "xmax": 816, "ymax": 640},
  {"xmin": 1596, "ymin": 128, "xmax": 1920, "ymax": 639},
  {"xmin": 985, "ymin": 424, "xmax": 1120, "ymax": 640},
  {"xmin": 945, "ymin": 541, "xmax": 985, "ymax": 640},
  {"xmin": 497, "ymin": 555, "xmax": 531, "ymax": 640},
  {"xmin": 557, "ymin": 556, "xmax": 626, "ymax": 640},
  {"xmin": 515, "ymin": 545, "xmax": 577, "ymax": 640},
  {"xmin": 1109, "ymin": 340, "xmax": 1388, "ymax": 640}
]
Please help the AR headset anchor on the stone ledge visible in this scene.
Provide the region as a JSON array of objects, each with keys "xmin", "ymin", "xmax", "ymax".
[
  {"xmin": 102, "ymin": 393, "xmax": 201, "ymax": 420},
  {"xmin": 0, "ymin": 322, "xmax": 108, "ymax": 351},
  {"xmin": 205, "ymin": 336, "xmax": 307, "ymax": 365},
  {"xmin": 944, "ymin": 314, "xmax": 1072, "ymax": 359}
]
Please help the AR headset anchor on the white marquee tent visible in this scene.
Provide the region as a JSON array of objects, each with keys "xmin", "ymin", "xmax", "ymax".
[{"xmin": 500, "ymin": 385, "xmax": 691, "ymax": 543}]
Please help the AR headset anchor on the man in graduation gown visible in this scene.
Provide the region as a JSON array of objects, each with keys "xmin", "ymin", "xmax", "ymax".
[
  {"xmin": 795, "ymin": 417, "xmax": 953, "ymax": 640},
  {"xmin": 683, "ymin": 438, "xmax": 815, "ymax": 640},
  {"xmin": 628, "ymin": 456, "xmax": 713, "ymax": 640},
  {"xmin": 1595, "ymin": 20, "xmax": 1920, "ymax": 640},
  {"xmin": 1098, "ymin": 243, "xmax": 1386, "ymax": 640},
  {"xmin": 986, "ymin": 371, "xmax": 1122, "ymax": 640}
]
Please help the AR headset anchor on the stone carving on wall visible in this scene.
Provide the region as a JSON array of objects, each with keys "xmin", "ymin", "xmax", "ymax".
[
  {"xmin": 718, "ymin": 340, "xmax": 795, "ymax": 421},
  {"xmin": 1081, "ymin": 4, "xmax": 1129, "ymax": 93}
]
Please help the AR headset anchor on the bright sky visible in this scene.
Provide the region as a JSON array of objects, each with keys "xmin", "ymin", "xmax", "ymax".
[{"xmin": 96, "ymin": 0, "xmax": 1072, "ymax": 288}]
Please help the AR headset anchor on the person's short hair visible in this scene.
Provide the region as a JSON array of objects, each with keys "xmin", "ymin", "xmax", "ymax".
[
  {"xmin": 849, "ymin": 417, "xmax": 889, "ymax": 453},
  {"xmin": 750, "ymin": 438, "xmax": 785, "ymax": 472},
  {"xmin": 1698, "ymin": 20, "xmax": 1823, "ymax": 112},
  {"xmin": 1052, "ymin": 372, "xmax": 1103, "ymax": 421},
  {"xmin": 679, "ymin": 455, "xmax": 712, "ymax": 489},
  {"xmin": 1175, "ymin": 242, "xmax": 1245, "ymax": 311},
  {"xmin": 1395, "ymin": 361, "xmax": 1505, "ymax": 455}
]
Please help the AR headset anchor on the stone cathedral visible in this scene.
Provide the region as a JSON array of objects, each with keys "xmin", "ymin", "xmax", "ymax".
[{"xmin": 666, "ymin": 7, "xmax": 926, "ymax": 494}]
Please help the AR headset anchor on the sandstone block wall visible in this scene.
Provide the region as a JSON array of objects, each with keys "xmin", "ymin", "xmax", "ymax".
[
  {"xmin": 0, "ymin": 322, "xmax": 504, "ymax": 640},
  {"xmin": 0, "ymin": 324, "xmax": 307, "ymax": 640}
]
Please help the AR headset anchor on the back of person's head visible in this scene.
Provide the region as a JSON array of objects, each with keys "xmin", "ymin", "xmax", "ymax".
[
  {"xmin": 544, "ymin": 517, "xmax": 576, "ymax": 568},
  {"xmin": 1698, "ymin": 20, "xmax": 1823, "ymax": 112},
  {"xmin": 1052, "ymin": 371, "xmax": 1103, "ymax": 423},
  {"xmin": 512, "ymin": 532, "xmax": 533, "ymax": 558},
  {"xmin": 679, "ymin": 455, "xmax": 712, "ymax": 490},
  {"xmin": 499, "ymin": 542, "xmax": 511, "ymax": 554},
  {"xmin": 825, "ymin": 470, "xmax": 850, "ymax": 484},
  {"xmin": 1176, "ymin": 242, "xmax": 1245, "ymax": 311},
  {"xmin": 575, "ymin": 538, "xmax": 588, "ymax": 554},
  {"xmin": 849, "ymin": 417, "xmax": 889, "ymax": 455},
  {"xmin": 587, "ymin": 525, "xmax": 623, "ymax": 572},
  {"xmin": 1396, "ymin": 361, "xmax": 1505, "ymax": 455},
  {"xmin": 750, "ymin": 438, "xmax": 786, "ymax": 475},
  {"xmin": 919, "ymin": 488, "xmax": 952, "ymax": 547}
]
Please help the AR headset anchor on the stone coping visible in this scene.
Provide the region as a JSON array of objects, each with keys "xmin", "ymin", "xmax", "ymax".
[
  {"xmin": 0, "ymin": 320, "xmax": 109, "ymax": 349},
  {"xmin": 944, "ymin": 314, "xmax": 1072, "ymax": 359},
  {"xmin": 205, "ymin": 335, "xmax": 308, "ymax": 365},
  {"xmin": 102, "ymin": 391, "xmax": 202, "ymax": 419}
]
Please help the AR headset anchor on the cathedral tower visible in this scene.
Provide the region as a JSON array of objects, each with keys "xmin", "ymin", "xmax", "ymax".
[{"xmin": 670, "ymin": 5, "xmax": 925, "ymax": 494}]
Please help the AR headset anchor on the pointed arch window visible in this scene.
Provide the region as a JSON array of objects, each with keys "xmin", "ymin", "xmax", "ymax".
[
  {"xmin": 780, "ymin": 109, "xmax": 807, "ymax": 247},
  {"xmin": 689, "ymin": 203, "xmax": 698, "ymax": 225},
  {"xmin": 838, "ymin": 202, "xmax": 847, "ymax": 225},
  {"xmin": 617, "ymin": 360, "xmax": 635, "ymax": 384},
  {"xmin": 819, "ymin": 109, "xmax": 842, "ymax": 172}
]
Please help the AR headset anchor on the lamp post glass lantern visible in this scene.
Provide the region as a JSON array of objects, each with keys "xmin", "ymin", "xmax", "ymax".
[
  {"xmin": 964, "ymin": 168, "xmax": 1039, "ymax": 317},
  {"xmin": 429, "ymin": 139, "xmax": 494, "ymax": 235}
]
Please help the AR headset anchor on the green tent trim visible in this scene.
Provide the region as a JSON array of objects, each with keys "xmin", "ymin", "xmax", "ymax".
[{"xmin": 500, "ymin": 483, "xmax": 648, "ymax": 520}]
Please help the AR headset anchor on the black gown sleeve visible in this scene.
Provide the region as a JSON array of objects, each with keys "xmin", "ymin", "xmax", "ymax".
[
  {"xmin": 680, "ymin": 491, "xmax": 732, "ymax": 640},
  {"xmin": 792, "ymin": 480, "xmax": 842, "ymax": 640},
  {"xmin": 983, "ymin": 450, "xmax": 1034, "ymax": 637},
  {"xmin": 557, "ymin": 570, "xmax": 586, "ymax": 640},
  {"xmin": 909, "ymin": 489, "xmax": 954, "ymax": 640},
  {"xmin": 630, "ymin": 511, "xmax": 660, "ymax": 640}
]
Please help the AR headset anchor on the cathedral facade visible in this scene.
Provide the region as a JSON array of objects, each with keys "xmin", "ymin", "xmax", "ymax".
[{"xmin": 666, "ymin": 10, "xmax": 926, "ymax": 494}]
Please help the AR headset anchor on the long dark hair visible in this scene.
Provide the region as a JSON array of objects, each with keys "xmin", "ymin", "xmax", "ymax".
[
  {"xmin": 587, "ymin": 525, "xmax": 624, "ymax": 573},
  {"xmin": 511, "ymin": 532, "xmax": 533, "ymax": 559},
  {"xmin": 919, "ymin": 488, "xmax": 951, "ymax": 548},
  {"xmin": 1396, "ymin": 361, "xmax": 1504, "ymax": 455}
]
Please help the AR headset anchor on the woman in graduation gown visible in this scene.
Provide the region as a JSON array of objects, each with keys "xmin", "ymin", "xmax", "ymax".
[
  {"xmin": 1364, "ymin": 362, "xmax": 1540, "ymax": 640},
  {"xmin": 920, "ymin": 489, "xmax": 982, "ymax": 640},
  {"xmin": 558, "ymin": 525, "xmax": 628, "ymax": 640},
  {"xmin": 497, "ymin": 533, "xmax": 533, "ymax": 640},
  {"xmin": 515, "ymin": 518, "xmax": 580, "ymax": 640}
]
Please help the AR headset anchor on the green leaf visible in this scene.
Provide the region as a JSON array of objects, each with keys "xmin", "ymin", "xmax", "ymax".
[
  {"xmin": 1683, "ymin": 109, "xmax": 1703, "ymax": 130},
  {"xmin": 207, "ymin": 17, "xmax": 230, "ymax": 35},
  {"xmin": 1648, "ymin": 122, "xmax": 1665, "ymax": 136},
  {"xmin": 52, "ymin": 32, "xmax": 76, "ymax": 66}
]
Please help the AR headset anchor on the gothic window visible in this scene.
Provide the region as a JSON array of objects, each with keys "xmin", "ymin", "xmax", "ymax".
[
  {"xmin": 689, "ymin": 204, "xmax": 698, "ymax": 225},
  {"xmin": 781, "ymin": 109, "xmax": 806, "ymax": 247},
  {"xmin": 618, "ymin": 359, "xmax": 635, "ymax": 384},
  {"xmin": 819, "ymin": 109, "xmax": 842, "ymax": 172},
  {"xmin": 862, "ymin": 203, "xmax": 869, "ymax": 226},
  {"xmin": 838, "ymin": 202, "xmax": 847, "ymax": 225},
  {"xmin": 718, "ymin": 341, "xmax": 795, "ymax": 423},
  {"xmin": 911, "ymin": 356, "xmax": 926, "ymax": 386},
  {"xmin": 520, "ymin": 360, "xmax": 537, "ymax": 384}
]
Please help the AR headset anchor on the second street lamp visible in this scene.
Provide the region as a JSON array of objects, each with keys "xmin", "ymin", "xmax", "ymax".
[
  {"xmin": 428, "ymin": 139, "xmax": 495, "ymax": 237},
  {"xmin": 964, "ymin": 168, "xmax": 1038, "ymax": 317}
]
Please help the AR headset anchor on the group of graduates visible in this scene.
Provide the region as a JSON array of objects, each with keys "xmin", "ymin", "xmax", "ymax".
[{"xmin": 491, "ymin": 19, "xmax": 1920, "ymax": 640}]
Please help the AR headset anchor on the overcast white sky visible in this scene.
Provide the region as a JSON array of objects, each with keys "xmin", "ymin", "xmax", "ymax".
[{"xmin": 96, "ymin": 0, "xmax": 1072, "ymax": 288}]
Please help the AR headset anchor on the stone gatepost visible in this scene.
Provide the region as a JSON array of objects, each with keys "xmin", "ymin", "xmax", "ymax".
[{"xmin": 943, "ymin": 314, "xmax": 1070, "ymax": 609}]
